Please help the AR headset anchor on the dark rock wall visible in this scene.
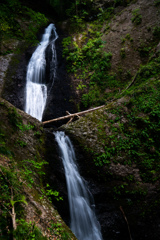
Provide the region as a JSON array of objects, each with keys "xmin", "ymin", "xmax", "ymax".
[
  {"xmin": 42, "ymin": 27, "xmax": 77, "ymax": 127},
  {"xmin": 1, "ymin": 24, "xmax": 77, "ymax": 128}
]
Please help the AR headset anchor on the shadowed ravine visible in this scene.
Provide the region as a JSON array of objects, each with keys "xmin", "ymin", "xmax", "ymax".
[{"xmin": 25, "ymin": 23, "xmax": 103, "ymax": 240}]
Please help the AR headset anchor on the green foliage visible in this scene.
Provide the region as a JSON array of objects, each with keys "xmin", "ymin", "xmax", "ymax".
[
  {"xmin": 18, "ymin": 123, "xmax": 34, "ymax": 132},
  {"xmin": 137, "ymin": 44, "xmax": 151, "ymax": 58},
  {"xmin": 0, "ymin": 132, "xmax": 12, "ymax": 156},
  {"xmin": 8, "ymin": 107, "xmax": 34, "ymax": 133},
  {"xmin": 76, "ymin": 82, "xmax": 86, "ymax": 91},
  {"xmin": 16, "ymin": 139, "xmax": 27, "ymax": 147},
  {"xmin": 10, "ymin": 195, "xmax": 28, "ymax": 207},
  {"xmin": 21, "ymin": 158, "xmax": 48, "ymax": 187},
  {"xmin": 48, "ymin": 222, "xmax": 70, "ymax": 240},
  {"xmin": 112, "ymin": 182, "xmax": 147, "ymax": 201},
  {"xmin": 62, "ymin": 37, "xmax": 72, "ymax": 56},
  {"xmin": 153, "ymin": 26, "xmax": 160, "ymax": 38},
  {"xmin": 154, "ymin": 0, "xmax": 160, "ymax": 6},
  {"xmin": 0, "ymin": 0, "xmax": 22, "ymax": 39},
  {"xmin": 14, "ymin": 219, "xmax": 47, "ymax": 240},
  {"xmin": 34, "ymin": 131, "xmax": 41, "ymax": 137},
  {"xmin": 0, "ymin": 0, "xmax": 48, "ymax": 49},
  {"xmin": 23, "ymin": 7, "xmax": 48, "ymax": 46},
  {"xmin": 66, "ymin": 1, "xmax": 114, "ymax": 32},
  {"xmin": 138, "ymin": 55, "xmax": 160, "ymax": 79},
  {"xmin": 0, "ymin": 166, "xmax": 46, "ymax": 239},
  {"xmin": 131, "ymin": 9, "xmax": 142, "ymax": 25},
  {"xmin": 94, "ymin": 152, "xmax": 111, "ymax": 167},
  {"xmin": 8, "ymin": 108, "xmax": 22, "ymax": 130},
  {"xmin": 96, "ymin": 7, "xmax": 114, "ymax": 22},
  {"xmin": 91, "ymin": 53, "xmax": 160, "ymax": 184},
  {"xmin": 40, "ymin": 184, "xmax": 63, "ymax": 202},
  {"xmin": 63, "ymin": 35, "xmax": 116, "ymax": 107},
  {"xmin": 0, "ymin": 156, "xmax": 61, "ymax": 238},
  {"xmin": 0, "ymin": 166, "xmax": 23, "ymax": 238},
  {"xmin": 120, "ymin": 48, "xmax": 126, "ymax": 58},
  {"xmin": 62, "ymin": 2, "xmax": 122, "ymax": 107},
  {"xmin": 82, "ymin": 85, "xmax": 103, "ymax": 107},
  {"xmin": 121, "ymin": 33, "xmax": 133, "ymax": 43}
]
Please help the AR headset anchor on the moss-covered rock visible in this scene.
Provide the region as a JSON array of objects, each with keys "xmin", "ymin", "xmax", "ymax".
[{"xmin": 0, "ymin": 98, "xmax": 77, "ymax": 240}]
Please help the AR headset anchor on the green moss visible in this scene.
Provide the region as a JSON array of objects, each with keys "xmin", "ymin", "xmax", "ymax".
[
  {"xmin": 120, "ymin": 48, "xmax": 126, "ymax": 58},
  {"xmin": 0, "ymin": 0, "xmax": 48, "ymax": 49},
  {"xmin": 131, "ymin": 9, "xmax": 142, "ymax": 25}
]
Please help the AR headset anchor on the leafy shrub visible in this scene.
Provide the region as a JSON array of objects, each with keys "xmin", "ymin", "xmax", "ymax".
[
  {"xmin": 48, "ymin": 222, "xmax": 70, "ymax": 240},
  {"xmin": 81, "ymin": 86, "xmax": 102, "ymax": 107},
  {"xmin": 120, "ymin": 48, "xmax": 126, "ymax": 58},
  {"xmin": 63, "ymin": 35, "xmax": 115, "ymax": 106},
  {"xmin": 14, "ymin": 219, "xmax": 47, "ymax": 240},
  {"xmin": 0, "ymin": 0, "xmax": 48, "ymax": 47},
  {"xmin": 153, "ymin": 26, "xmax": 160, "ymax": 38},
  {"xmin": 131, "ymin": 9, "xmax": 142, "ymax": 25}
]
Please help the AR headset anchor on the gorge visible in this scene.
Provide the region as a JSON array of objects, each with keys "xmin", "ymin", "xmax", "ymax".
[
  {"xmin": 0, "ymin": 0, "xmax": 160, "ymax": 239},
  {"xmin": 24, "ymin": 22, "xmax": 103, "ymax": 240}
]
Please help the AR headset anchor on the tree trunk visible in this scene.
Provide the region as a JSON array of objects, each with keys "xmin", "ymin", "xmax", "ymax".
[
  {"xmin": 42, "ymin": 105, "xmax": 105, "ymax": 125},
  {"xmin": 11, "ymin": 188, "xmax": 17, "ymax": 240},
  {"xmin": 11, "ymin": 205, "xmax": 17, "ymax": 231}
]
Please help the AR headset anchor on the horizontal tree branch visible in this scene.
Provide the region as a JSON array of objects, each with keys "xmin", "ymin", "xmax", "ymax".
[{"xmin": 42, "ymin": 105, "xmax": 105, "ymax": 125}]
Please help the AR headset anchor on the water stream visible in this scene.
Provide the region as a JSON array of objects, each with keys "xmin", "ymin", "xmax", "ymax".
[
  {"xmin": 25, "ymin": 23, "xmax": 58, "ymax": 121},
  {"xmin": 25, "ymin": 24, "xmax": 103, "ymax": 240},
  {"xmin": 55, "ymin": 131, "xmax": 103, "ymax": 240}
]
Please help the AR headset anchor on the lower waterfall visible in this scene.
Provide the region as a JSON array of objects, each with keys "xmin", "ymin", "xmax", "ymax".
[{"xmin": 55, "ymin": 131, "xmax": 103, "ymax": 240}]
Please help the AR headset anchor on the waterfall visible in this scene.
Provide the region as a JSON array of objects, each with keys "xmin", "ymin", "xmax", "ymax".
[
  {"xmin": 55, "ymin": 131, "xmax": 103, "ymax": 240},
  {"xmin": 25, "ymin": 23, "xmax": 58, "ymax": 121},
  {"xmin": 25, "ymin": 23, "xmax": 103, "ymax": 240}
]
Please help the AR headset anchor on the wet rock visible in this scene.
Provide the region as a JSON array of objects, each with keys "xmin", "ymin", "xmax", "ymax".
[{"xmin": 0, "ymin": 54, "xmax": 13, "ymax": 96}]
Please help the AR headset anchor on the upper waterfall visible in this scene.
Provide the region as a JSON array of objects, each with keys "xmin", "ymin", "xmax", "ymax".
[{"xmin": 25, "ymin": 23, "xmax": 58, "ymax": 121}]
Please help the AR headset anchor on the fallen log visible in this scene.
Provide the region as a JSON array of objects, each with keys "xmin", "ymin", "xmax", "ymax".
[{"xmin": 42, "ymin": 105, "xmax": 105, "ymax": 125}]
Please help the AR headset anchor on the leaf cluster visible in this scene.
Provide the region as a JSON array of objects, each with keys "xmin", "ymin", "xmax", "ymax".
[
  {"xmin": 0, "ymin": 0, "xmax": 48, "ymax": 50},
  {"xmin": 14, "ymin": 219, "xmax": 47, "ymax": 240},
  {"xmin": 48, "ymin": 222, "xmax": 70, "ymax": 240},
  {"xmin": 131, "ymin": 8, "xmax": 142, "ymax": 25},
  {"xmin": 63, "ymin": 35, "xmax": 118, "ymax": 107}
]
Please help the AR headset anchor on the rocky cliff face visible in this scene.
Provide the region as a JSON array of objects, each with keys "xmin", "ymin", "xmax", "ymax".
[
  {"xmin": 102, "ymin": 0, "xmax": 160, "ymax": 78},
  {"xmin": 58, "ymin": 0, "xmax": 160, "ymax": 239},
  {"xmin": 0, "ymin": 98, "xmax": 77, "ymax": 239},
  {"xmin": 61, "ymin": 95, "xmax": 160, "ymax": 239}
]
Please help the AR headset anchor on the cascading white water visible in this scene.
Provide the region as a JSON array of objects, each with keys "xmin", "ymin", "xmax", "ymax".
[
  {"xmin": 25, "ymin": 23, "xmax": 58, "ymax": 121},
  {"xmin": 25, "ymin": 23, "xmax": 103, "ymax": 240},
  {"xmin": 55, "ymin": 131, "xmax": 103, "ymax": 240}
]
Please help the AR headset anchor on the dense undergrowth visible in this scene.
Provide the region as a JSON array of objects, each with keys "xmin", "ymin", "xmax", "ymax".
[
  {"xmin": 62, "ymin": 0, "xmax": 160, "ymax": 109},
  {"xmin": 62, "ymin": 0, "xmax": 160, "ymax": 210},
  {"xmin": 0, "ymin": 100, "xmax": 72, "ymax": 240},
  {"xmin": 94, "ymin": 55, "xmax": 160, "ymax": 208},
  {"xmin": 95, "ymin": 54, "xmax": 160, "ymax": 180},
  {"xmin": 62, "ymin": 5, "xmax": 119, "ymax": 108},
  {"xmin": 64, "ymin": 50, "xmax": 160, "ymax": 213},
  {"xmin": 0, "ymin": 0, "xmax": 48, "ymax": 54}
]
